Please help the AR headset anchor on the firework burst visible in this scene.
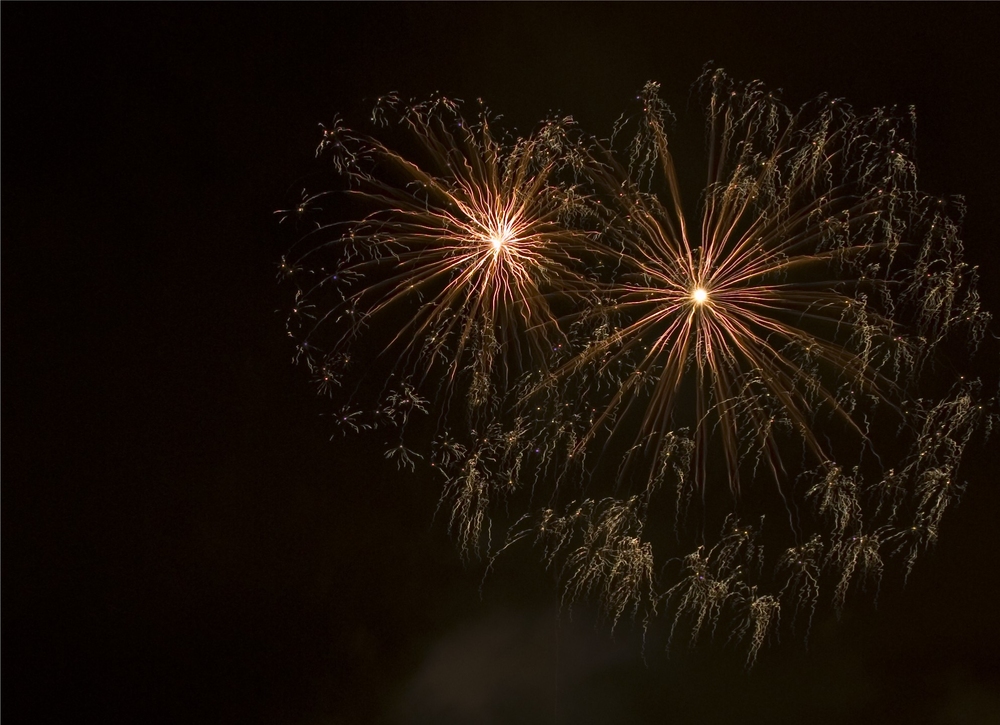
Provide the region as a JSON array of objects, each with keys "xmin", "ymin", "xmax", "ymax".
[
  {"xmin": 546, "ymin": 71, "xmax": 989, "ymax": 499},
  {"xmin": 283, "ymin": 95, "xmax": 599, "ymax": 419},
  {"xmin": 280, "ymin": 72, "xmax": 996, "ymax": 662}
]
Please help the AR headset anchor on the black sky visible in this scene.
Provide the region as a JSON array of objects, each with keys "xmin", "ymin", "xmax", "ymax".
[{"xmin": 4, "ymin": 4, "xmax": 1000, "ymax": 724}]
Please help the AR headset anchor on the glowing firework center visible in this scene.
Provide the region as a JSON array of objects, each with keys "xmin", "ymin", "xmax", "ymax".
[
  {"xmin": 692, "ymin": 287, "xmax": 709, "ymax": 305},
  {"xmin": 486, "ymin": 217, "xmax": 517, "ymax": 255}
]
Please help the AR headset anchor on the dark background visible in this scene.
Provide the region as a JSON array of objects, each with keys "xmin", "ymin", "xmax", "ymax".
[{"xmin": 4, "ymin": 4, "xmax": 999, "ymax": 724}]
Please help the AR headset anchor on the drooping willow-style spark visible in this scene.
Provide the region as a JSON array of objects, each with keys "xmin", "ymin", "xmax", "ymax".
[
  {"xmin": 280, "ymin": 73, "xmax": 996, "ymax": 664},
  {"xmin": 282, "ymin": 95, "xmax": 598, "ymax": 423}
]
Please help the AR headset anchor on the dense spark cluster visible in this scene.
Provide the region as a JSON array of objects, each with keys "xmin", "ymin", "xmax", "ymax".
[{"xmin": 279, "ymin": 70, "xmax": 996, "ymax": 664}]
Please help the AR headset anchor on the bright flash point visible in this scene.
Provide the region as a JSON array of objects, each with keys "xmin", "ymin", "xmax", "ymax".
[
  {"xmin": 487, "ymin": 219, "xmax": 516, "ymax": 252},
  {"xmin": 692, "ymin": 287, "xmax": 708, "ymax": 304}
]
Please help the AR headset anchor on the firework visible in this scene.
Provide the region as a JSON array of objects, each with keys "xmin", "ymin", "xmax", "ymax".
[
  {"xmin": 548, "ymin": 73, "xmax": 987, "ymax": 494},
  {"xmin": 280, "ymin": 73, "xmax": 996, "ymax": 661},
  {"xmin": 283, "ymin": 95, "xmax": 599, "ymax": 420}
]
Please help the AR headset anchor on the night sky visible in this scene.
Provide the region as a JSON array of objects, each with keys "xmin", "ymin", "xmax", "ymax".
[{"xmin": 4, "ymin": 5, "xmax": 1000, "ymax": 724}]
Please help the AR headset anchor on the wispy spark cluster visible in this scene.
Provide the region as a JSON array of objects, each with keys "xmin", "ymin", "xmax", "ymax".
[{"xmin": 279, "ymin": 70, "xmax": 996, "ymax": 664}]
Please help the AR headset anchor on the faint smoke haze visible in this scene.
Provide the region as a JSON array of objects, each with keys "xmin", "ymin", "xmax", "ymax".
[{"xmin": 391, "ymin": 605, "xmax": 637, "ymax": 724}]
